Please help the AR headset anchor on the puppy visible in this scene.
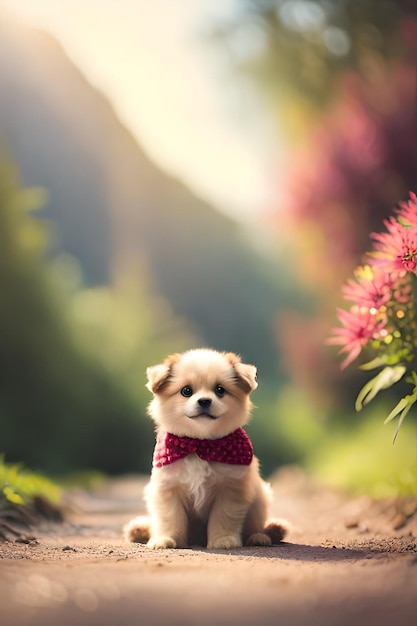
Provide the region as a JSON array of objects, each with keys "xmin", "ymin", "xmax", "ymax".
[{"xmin": 124, "ymin": 348, "xmax": 287, "ymax": 549}]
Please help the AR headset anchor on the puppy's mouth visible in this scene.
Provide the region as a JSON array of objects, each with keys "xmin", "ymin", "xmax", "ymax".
[{"xmin": 186, "ymin": 412, "xmax": 219, "ymax": 420}]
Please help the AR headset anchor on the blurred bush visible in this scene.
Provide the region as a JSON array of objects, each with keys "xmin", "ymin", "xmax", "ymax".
[
  {"xmin": 0, "ymin": 455, "xmax": 61, "ymax": 506},
  {"xmin": 209, "ymin": 0, "xmax": 417, "ymax": 408},
  {"xmin": 0, "ymin": 156, "xmax": 194, "ymax": 475}
]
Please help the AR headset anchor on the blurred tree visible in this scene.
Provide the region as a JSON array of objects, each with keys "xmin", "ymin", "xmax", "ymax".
[
  {"xmin": 208, "ymin": 0, "xmax": 417, "ymax": 415},
  {"xmin": 209, "ymin": 0, "xmax": 415, "ymax": 139},
  {"xmin": 0, "ymin": 156, "xmax": 195, "ymax": 475}
]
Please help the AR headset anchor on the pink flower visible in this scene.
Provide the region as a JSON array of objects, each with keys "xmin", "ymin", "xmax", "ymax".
[
  {"xmin": 369, "ymin": 216, "xmax": 417, "ymax": 274},
  {"xmin": 327, "ymin": 306, "xmax": 386, "ymax": 369},
  {"xmin": 396, "ymin": 192, "xmax": 417, "ymax": 228},
  {"xmin": 342, "ymin": 266, "xmax": 394, "ymax": 309}
]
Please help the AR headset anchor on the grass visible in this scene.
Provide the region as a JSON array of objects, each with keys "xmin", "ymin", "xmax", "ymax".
[
  {"xmin": 306, "ymin": 406, "xmax": 417, "ymax": 497},
  {"xmin": 263, "ymin": 385, "xmax": 417, "ymax": 497},
  {"xmin": 0, "ymin": 456, "xmax": 61, "ymax": 511}
]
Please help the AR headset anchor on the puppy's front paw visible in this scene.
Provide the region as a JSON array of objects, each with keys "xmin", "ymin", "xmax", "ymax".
[
  {"xmin": 208, "ymin": 536, "xmax": 242, "ymax": 550},
  {"xmin": 147, "ymin": 536, "xmax": 177, "ymax": 549}
]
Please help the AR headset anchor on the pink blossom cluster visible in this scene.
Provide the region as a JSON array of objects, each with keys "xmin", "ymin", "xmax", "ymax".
[{"xmin": 328, "ymin": 193, "xmax": 417, "ymax": 369}]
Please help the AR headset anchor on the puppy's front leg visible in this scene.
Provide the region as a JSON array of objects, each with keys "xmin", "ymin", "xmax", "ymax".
[
  {"xmin": 147, "ymin": 487, "xmax": 188, "ymax": 549},
  {"xmin": 207, "ymin": 489, "xmax": 248, "ymax": 550}
]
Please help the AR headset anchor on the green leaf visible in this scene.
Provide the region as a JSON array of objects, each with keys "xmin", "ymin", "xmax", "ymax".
[
  {"xmin": 384, "ymin": 396, "xmax": 411, "ymax": 424},
  {"xmin": 3, "ymin": 486, "xmax": 24, "ymax": 505},
  {"xmin": 355, "ymin": 366, "xmax": 406, "ymax": 411},
  {"xmin": 382, "ymin": 389, "xmax": 417, "ymax": 442},
  {"xmin": 393, "ymin": 398, "xmax": 417, "ymax": 444},
  {"xmin": 359, "ymin": 357, "xmax": 388, "ymax": 371}
]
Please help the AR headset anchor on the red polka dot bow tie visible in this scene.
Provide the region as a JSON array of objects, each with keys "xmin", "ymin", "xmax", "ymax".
[{"xmin": 153, "ymin": 427, "xmax": 253, "ymax": 468}]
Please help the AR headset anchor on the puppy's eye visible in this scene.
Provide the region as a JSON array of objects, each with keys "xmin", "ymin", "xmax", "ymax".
[
  {"xmin": 214, "ymin": 385, "xmax": 226, "ymax": 398},
  {"xmin": 181, "ymin": 385, "xmax": 193, "ymax": 397}
]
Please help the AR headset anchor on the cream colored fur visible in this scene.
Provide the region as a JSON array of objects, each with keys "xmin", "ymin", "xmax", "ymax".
[{"xmin": 124, "ymin": 349, "xmax": 287, "ymax": 549}]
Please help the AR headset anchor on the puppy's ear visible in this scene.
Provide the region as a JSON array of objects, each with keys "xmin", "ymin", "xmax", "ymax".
[
  {"xmin": 234, "ymin": 362, "xmax": 258, "ymax": 393},
  {"xmin": 146, "ymin": 353, "xmax": 180, "ymax": 394},
  {"xmin": 224, "ymin": 352, "xmax": 258, "ymax": 393}
]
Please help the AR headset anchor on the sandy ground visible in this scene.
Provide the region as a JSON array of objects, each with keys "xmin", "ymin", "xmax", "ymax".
[{"xmin": 0, "ymin": 467, "xmax": 416, "ymax": 626}]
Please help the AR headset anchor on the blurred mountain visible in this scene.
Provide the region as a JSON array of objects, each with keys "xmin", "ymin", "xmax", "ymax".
[{"xmin": 0, "ymin": 13, "xmax": 284, "ymax": 378}]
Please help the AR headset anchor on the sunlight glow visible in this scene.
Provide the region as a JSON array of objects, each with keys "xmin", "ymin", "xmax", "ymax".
[{"xmin": 0, "ymin": 0, "xmax": 274, "ymax": 220}]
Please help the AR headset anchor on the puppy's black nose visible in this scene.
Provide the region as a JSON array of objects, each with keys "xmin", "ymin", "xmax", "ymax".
[{"xmin": 198, "ymin": 398, "xmax": 212, "ymax": 409}]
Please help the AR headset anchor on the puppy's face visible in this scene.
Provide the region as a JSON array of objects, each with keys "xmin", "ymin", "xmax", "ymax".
[{"xmin": 146, "ymin": 349, "xmax": 258, "ymax": 439}]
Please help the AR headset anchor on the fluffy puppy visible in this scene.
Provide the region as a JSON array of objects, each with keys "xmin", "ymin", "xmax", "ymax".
[{"xmin": 124, "ymin": 348, "xmax": 287, "ymax": 550}]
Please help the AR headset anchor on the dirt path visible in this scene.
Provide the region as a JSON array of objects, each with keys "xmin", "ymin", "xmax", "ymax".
[{"xmin": 1, "ymin": 468, "xmax": 416, "ymax": 626}]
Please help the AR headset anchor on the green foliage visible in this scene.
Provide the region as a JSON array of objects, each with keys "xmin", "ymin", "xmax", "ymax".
[
  {"xmin": 0, "ymin": 456, "xmax": 61, "ymax": 511},
  {"xmin": 0, "ymin": 156, "xmax": 195, "ymax": 475},
  {"xmin": 67, "ymin": 272, "xmax": 195, "ymax": 404},
  {"xmin": 209, "ymin": 0, "xmax": 408, "ymax": 138},
  {"xmin": 252, "ymin": 383, "xmax": 417, "ymax": 496},
  {"xmin": 306, "ymin": 405, "xmax": 417, "ymax": 497}
]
